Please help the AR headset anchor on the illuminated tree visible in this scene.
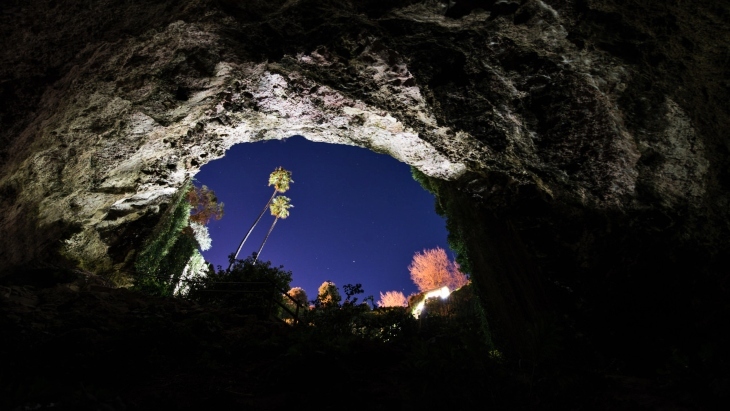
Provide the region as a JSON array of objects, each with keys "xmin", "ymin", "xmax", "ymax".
[
  {"xmin": 189, "ymin": 222, "xmax": 212, "ymax": 251},
  {"xmin": 287, "ymin": 287, "xmax": 309, "ymax": 308},
  {"xmin": 408, "ymin": 246, "xmax": 468, "ymax": 292},
  {"xmin": 377, "ymin": 290, "xmax": 408, "ymax": 308},
  {"xmin": 231, "ymin": 167, "xmax": 293, "ymax": 265},
  {"xmin": 317, "ymin": 281, "xmax": 341, "ymax": 307},
  {"xmin": 254, "ymin": 195, "xmax": 293, "ymax": 263},
  {"xmin": 187, "ymin": 184, "xmax": 224, "ymax": 225},
  {"xmin": 282, "ymin": 287, "xmax": 309, "ymax": 320}
]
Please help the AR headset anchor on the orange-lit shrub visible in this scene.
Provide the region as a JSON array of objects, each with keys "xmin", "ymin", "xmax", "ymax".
[
  {"xmin": 186, "ymin": 184, "xmax": 224, "ymax": 225},
  {"xmin": 408, "ymin": 246, "xmax": 469, "ymax": 292},
  {"xmin": 377, "ymin": 290, "xmax": 408, "ymax": 307}
]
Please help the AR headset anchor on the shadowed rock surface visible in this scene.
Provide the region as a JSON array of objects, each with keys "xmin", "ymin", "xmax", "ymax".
[{"xmin": 1, "ymin": 0, "xmax": 728, "ymax": 406}]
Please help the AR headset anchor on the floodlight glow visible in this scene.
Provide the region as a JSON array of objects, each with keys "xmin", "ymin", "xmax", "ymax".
[{"xmin": 411, "ymin": 286, "xmax": 451, "ymax": 319}]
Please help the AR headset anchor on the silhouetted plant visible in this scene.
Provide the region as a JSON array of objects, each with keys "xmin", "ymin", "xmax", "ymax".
[
  {"xmin": 342, "ymin": 283, "xmax": 365, "ymax": 306},
  {"xmin": 187, "ymin": 253, "xmax": 292, "ymax": 317},
  {"xmin": 186, "ymin": 184, "xmax": 224, "ymax": 225},
  {"xmin": 416, "ymin": 284, "xmax": 495, "ymax": 350},
  {"xmin": 298, "ymin": 282, "xmax": 418, "ymax": 344}
]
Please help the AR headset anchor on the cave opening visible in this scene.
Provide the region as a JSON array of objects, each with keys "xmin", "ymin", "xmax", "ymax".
[{"xmin": 192, "ymin": 135, "xmax": 455, "ymax": 302}]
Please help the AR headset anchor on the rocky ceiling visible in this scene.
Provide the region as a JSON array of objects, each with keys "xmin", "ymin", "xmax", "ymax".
[{"xmin": 1, "ymin": 0, "xmax": 728, "ymax": 363}]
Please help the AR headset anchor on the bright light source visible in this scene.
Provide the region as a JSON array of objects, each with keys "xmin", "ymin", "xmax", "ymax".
[{"xmin": 411, "ymin": 286, "xmax": 451, "ymax": 319}]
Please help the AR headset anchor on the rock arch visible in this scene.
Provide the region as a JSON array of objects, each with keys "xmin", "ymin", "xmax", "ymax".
[{"xmin": 1, "ymin": 0, "xmax": 728, "ymax": 363}]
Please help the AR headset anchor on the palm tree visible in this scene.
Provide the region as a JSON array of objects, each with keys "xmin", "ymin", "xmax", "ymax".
[
  {"xmin": 254, "ymin": 195, "xmax": 293, "ymax": 264},
  {"xmin": 229, "ymin": 167, "xmax": 293, "ymax": 269}
]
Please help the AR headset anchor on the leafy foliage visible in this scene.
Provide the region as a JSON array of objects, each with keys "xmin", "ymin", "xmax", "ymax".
[
  {"xmin": 135, "ymin": 182, "xmax": 193, "ymax": 295},
  {"xmin": 378, "ymin": 290, "xmax": 408, "ymax": 307},
  {"xmin": 135, "ymin": 181, "xmax": 222, "ymax": 296},
  {"xmin": 268, "ymin": 166, "xmax": 294, "ymax": 193},
  {"xmin": 300, "ymin": 282, "xmax": 418, "ymax": 344},
  {"xmin": 155, "ymin": 233, "xmax": 198, "ymax": 293},
  {"xmin": 281, "ymin": 287, "xmax": 309, "ymax": 321},
  {"xmin": 188, "ymin": 222, "xmax": 212, "ymax": 251},
  {"xmin": 186, "ymin": 184, "xmax": 224, "ymax": 225},
  {"xmin": 174, "ymin": 249, "xmax": 210, "ymax": 296},
  {"xmin": 342, "ymin": 283, "xmax": 367, "ymax": 306},
  {"xmin": 269, "ymin": 195, "xmax": 293, "ymax": 219},
  {"xmin": 408, "ymin": 246, "xmax": 469, "ymax": 292},
  {"xmin": 411, "ymin": 167, "xmax": 472, "ymax": 274},
  {"xmin": 187, "ymin": 254, "xmax": 293, "ymax": 317},
  {"xmin": 287, "ymin": 287, "xmax": 309, "ymax": 307},
  {"xmin": 315, "ymin": 280, "xmax": 342, "ymax": 307},
  {"xmin": 416, "ymin": 284, "xmax": 494, "ymax": 349}
]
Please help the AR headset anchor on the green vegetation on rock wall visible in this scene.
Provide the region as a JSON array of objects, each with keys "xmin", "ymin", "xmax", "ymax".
[
  {"xmin": 411, "ymin": 167, "xmax": 472, "ymax": 275},
  {"xmin": 411, "ymin": 167, "xmax": 550, "ymax": 358},
  {"xmin": 411, "ymin": 167, "xmax": 496, "ymax": 346},
  {"xmin": 134, "ymin": 181, "xmax": 195, "ymax": 296}
]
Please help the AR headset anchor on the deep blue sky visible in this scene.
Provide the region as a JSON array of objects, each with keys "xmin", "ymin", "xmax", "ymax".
[{"xmin": 194, "ymin": 136, "xmax": 452, "ymax": 302}]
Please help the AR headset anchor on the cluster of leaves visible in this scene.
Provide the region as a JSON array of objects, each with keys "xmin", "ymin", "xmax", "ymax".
[
  {"xmin": 411, "ymin": 167, "xmax": 472, "ymax": 274},
  {"xmin": 135, "ymin": 182, "xmax": 195, "ymax": 296},
  {"xmin": 410, "ymin": 167, "xmax": 500, "ymax": 346},
  {"xmin": 186, "ymin": 254, "xmax": 293, "ymax": 319},
  {"xmin": 174, "ymin": 249, "xmax": 211, "ymax": 296},
  {"xmin": 135, "ymin": 182, "xmax": 222, "ymax": 296},
  {"xmin": 281, "ymin": 287, "xmax": 309, "ymax": 321},
  {"xmin": 286, "ymin": 287, "xmax": 308, "ymax": 307},
  {"xmin": 186, "ymin": 184, "xmax": 224, "ymax": 225},
  {"xmin": 296, "ymin": 281, "xmax": 416, "ymax": 344},
  {"xmin": 268, "ymin": 166, "xmax": 293, "ymax": 192},
  {"xmin": 409, "ymin": 246, "xmax": 469, "ymax": 292},
  {"xmin": 188, "ymin": 222, "xmax": 212, "ymax": 251},
  {"xmin": 417, "ymin": 284, "xmax": 494, "ymax": 349},
  {"xmin": 314, "ymin": 280, "xmax": 342, "ymax": 308},
  {"xmin": 377, "ymin": 290, "xmax": 408, "ymax": 307}
]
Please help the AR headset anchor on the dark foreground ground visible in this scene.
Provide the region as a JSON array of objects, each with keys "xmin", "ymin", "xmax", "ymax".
[{"xmin": 0, "ymin": 268, "xmax": 712, "ymax": 410}]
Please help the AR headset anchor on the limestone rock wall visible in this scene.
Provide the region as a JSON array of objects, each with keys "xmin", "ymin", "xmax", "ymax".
[{"xmin": 1, "ymin": 0, "xmax": 728, "ymax": 362}]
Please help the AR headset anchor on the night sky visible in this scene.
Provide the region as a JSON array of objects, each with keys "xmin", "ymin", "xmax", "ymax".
[{"xmin": 194, "ymin": 136, "xmax": 453, "ymax": 302}]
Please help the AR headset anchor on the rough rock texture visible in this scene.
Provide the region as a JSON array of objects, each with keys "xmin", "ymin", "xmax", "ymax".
[{"xmin": 1, "ymin": 0, "xmax": 728, "ymax": 374}]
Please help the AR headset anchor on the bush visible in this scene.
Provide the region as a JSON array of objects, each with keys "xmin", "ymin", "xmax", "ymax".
[
  {"xmin": 135, "ymin": 181, "xmax": 223, "ymax": 296},
  {"xmin": 297, "ymin": 282, "xmax": 417, "ymax": 344},
  {"xmin": 378, "ymin": 290, "xmax": 408, "ymax": 307},
  {"xmin": 186, "ymin": 184, "xmax": 224, "ymax": 225},
  {"xmin": 315, "ymin": 281, "xmax": 341, "ymax": 308},
  {"xmin": 281, "ymin": 287, "xmax": 309, "ymax": 322},
  {"xmin": 189, "ymin": 222, "xmax": 212, "ymax": 251},
  {"xmin": 174, "ymin": 249, "xmax": 209, "ymax": 296},
  {"xmin": 416, "ymin": 284, "xmax": 495, "ymax": 349},
  {"xmin": 186, "ymin": 254, "xmax": 293, "ymax": 318},
  {"xmin": 408, "ymin": 246, "xmax": 469, "ymax": 292}
]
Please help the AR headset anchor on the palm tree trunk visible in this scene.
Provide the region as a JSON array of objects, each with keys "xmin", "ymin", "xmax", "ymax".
[
  {"xmin": 229, "ymin": 189, "xmax": 276, "ymax": 269},
  {"xmin": 254, "ymin": 217, "xmax": 279, "ymax": 264}
]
